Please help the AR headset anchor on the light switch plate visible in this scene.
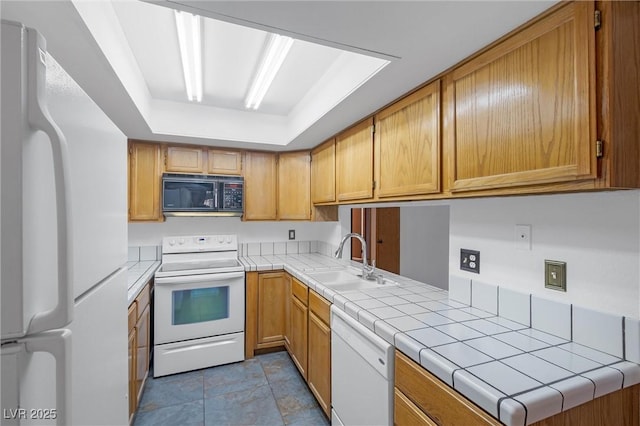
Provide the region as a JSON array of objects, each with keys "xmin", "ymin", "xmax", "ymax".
[
  {"xmin": 545, "ymin": 260, "xmax": 566, "ymax": 291},
  {"xmin": 515, "ymin": 224, "xmax": 532, "ymax": 250},
  {"xmin": 288, "ymin": 229, "xmax": 296, "ymax": 240}
]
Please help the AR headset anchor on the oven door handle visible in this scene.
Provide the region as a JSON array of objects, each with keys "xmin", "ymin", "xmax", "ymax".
[{"xmin": 155, "ymin": 271, "xmax": 245, "ymax": 286}]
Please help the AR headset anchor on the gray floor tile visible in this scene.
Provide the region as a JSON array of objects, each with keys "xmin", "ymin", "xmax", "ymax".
[
  {"xmin": 258, "ymin": 352, "xmax": 302, "ymax": 383},
  {"xmin": 204, "ymin": 384, "xmax": 284, "ymax": 426},
  {"xmin": 139, "ymin": 369, "xmax": 204, "ymax": 412},
  {"xmin": 204, "ymin": 358, "xmax": 269, "ymax": 398},
  {"xmin": 134, "ymin": 400, "xmax": 204, "ymax": 426},
  {"xmin": 284, "ymin": 407, "xmax": 330, "ymax": 426}
]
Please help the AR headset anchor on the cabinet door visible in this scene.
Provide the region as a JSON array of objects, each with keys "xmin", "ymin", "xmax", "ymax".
[
  {"xmin": 336, "ymin": 118, "xmax": 374, "ymax": 201},
  {"xmin": 244, "ymin": 152, "xmax": 277, "ymax": 220},
  {"xmin": 278, "ymin": 152, "xmax": 311, "ymax": 220},
  {"xmin": 128, "ymin": 141, "xmax": 162, "ymax": 221},
  {"xmin": 395, "ymin": 388, "xmax": 437, "ymax": 426},
  {"xmin": 447, "ymin": 2, "xmax": 595, "ymax": 193},
  {"xmin": 135, "ymin": 304, "xmax": 150, "ymax": 404},
  {"xmin": 289, "ymin": 295, "xmax": 308, "ymax": 379},
  {"xmin": 165, "ymin": 145, "xmax": 204, "ymax": 173},
  {"xmin": 256, "ymin": 272, "xmax": 286, "ymax": 346},
  {"xmin": 375, "ymin": 81, "xmax": 441, "ymax": 197},
  {"xmin": 284, "ymin": 274, "xmax": 292, "ymax": 351},
  {"xmin": 308, "ymin": 310, "xmax": 331, "ymax": 417},
  {"xmin": 208, "ymin": 149, "xmax": 242, "ymax": 175},
  {"xmin": 127, "ymin": 328, "xmax": 136, "ymax": 421},
  {"xmin": 311, "ymin": 140, "xmax": 336, "ymax": 204}
]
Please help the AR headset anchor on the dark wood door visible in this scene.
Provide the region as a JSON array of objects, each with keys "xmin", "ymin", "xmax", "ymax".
[{"xmin": 373, "ymin": 207, "xmax": 400, "ymax": 274}]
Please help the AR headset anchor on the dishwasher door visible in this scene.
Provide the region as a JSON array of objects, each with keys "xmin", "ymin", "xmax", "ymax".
[{"xmin": 331, "ymin": 305, "xmax": 394, "ymax": 426}]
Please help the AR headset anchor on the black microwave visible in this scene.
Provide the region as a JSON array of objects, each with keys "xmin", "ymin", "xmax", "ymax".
[{"xmin": 162, "ymin": 173, "xmax": 243, "ymax": 216}]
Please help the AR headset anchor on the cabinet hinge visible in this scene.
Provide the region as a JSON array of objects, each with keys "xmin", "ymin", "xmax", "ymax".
[
  {"xmin": 594, "ymin": 10, "xmax": 601, "ymax": 30},
  {"xmin": 596, "ymin": 140, "xmax": 604, "ymax": 158},
  {"xmin": 372, "ymin": 180, "xmax": 377, "ymax": 190},
  {"xmin": 371, "ymin": 124, "xmax": 375, "ymax": 134}
]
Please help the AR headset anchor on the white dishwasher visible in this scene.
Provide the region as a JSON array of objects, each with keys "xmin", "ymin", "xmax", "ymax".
[{"xmin": 331, "ymin": 305, "xmax": 394, "ymax": 426}]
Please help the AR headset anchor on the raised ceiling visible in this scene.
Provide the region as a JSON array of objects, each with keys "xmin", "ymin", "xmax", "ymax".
[{"xmin": 1, "ymin": 0, "xmax": 557, "ymax": 151}]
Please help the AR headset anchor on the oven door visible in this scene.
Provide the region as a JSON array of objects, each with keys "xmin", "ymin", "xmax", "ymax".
[{"xmin": 154, "ymin": 271, "xmax": 244, "ymax": 345}]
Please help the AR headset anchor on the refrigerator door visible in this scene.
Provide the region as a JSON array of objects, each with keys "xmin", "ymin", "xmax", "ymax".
[
  {"xmin": 45, "ymin": 50, "xmax": 127, "ymax": 299},
  {"xmin": 1, "ymin": 329, "xmax": 72, "ymax": 426},
  {"xmin": 69, "ymin": 268, "xmax": 128, "ymax": 426},
  {"xmin": 1, "ymin": 20, "xmax": 73, "ymax": 339}
]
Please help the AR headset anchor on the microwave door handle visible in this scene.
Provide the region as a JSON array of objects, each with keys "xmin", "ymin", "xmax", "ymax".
[
  {"xmin": 156, "ymin": 271, "xmax": 245, "ymax": 286},
  {"xmin": 23, "ymin": 329, "xmax": 73, "ymax": 426},
  {"xmin": 26, "ymin": 31, "xmax": 73, "ymax": 334},
  {"xmin": 215, "ymin": 185, "xmax": 219, "ymax": 210}
]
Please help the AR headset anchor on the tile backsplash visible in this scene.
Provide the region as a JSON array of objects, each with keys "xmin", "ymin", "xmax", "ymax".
[
  {"xmin": 238, "ymin": 240, "xmax": 337, "ymax": 257},
  {"xmin": 128, "ymin": 245, "xmax": 161, "ymax": 262},
  {"xmin": 450, "ymin": 275, "xmax": 637, "ymax": 362}
]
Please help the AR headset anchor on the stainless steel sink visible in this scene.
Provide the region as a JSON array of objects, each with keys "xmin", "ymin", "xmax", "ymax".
[{"xmin": 306, "ymin": 268, "xmax": 399, "ymax": 292}]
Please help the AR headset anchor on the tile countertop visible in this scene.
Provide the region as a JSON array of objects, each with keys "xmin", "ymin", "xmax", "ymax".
[
  {"xmin": 127, "ymin": 260, "xmax": 160, "ymax": 305},
  {"xmin": 240, "ymin": 253, "xmax": 640, "ymax": 426}
]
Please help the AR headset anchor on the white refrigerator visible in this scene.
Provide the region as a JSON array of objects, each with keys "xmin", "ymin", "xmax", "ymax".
[{"xmin": 1, "ymin": 20, "xmax": 129, "ymax": 425}]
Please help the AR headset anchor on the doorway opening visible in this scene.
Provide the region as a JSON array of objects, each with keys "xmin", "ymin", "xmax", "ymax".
[{"xmin": 350, "ymin": 207, "xmax": 400, "ymax": 274}]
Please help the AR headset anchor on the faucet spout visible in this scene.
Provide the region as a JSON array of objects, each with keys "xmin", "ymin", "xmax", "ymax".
[{"xmin": 334, "ymin": 233, "xmax": 377, "ymax": 280}]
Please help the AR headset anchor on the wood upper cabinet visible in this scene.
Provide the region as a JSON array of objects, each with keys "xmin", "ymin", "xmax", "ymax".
[
  {"xmin": 244, "ymin": 151, "xmax": 277, "ymax": 221},
  {"xmin": 375, "ymin": 81, "xmax": 441, "ymax": 198},
  {"xmin": 278, "ymin": 151, "xmax": 311, "ymax": 220},
  {"xmin": 446, "ymin": 2, "xmax": 596, "ymax": 193},
  {"xmin": 307, "ymin": 290, "xmax": 331, "ymax": 418},
  {"xmin": 336, "ymin": 118, "xmax": 374, "ymax": 201},
  {"xmin": 208, "ymin": 149, "xmax": 242, "ymax": 175},
  {"xmin": 128, "ymin": 140, "xmax": 162, "ymax": 222},
  {"xmin": 311, "ymin": 139, "xmax": 336, "ymax": 204},
  {"xmin": 165, "ymin": 145, "xmax": 205, "ymax": 173}
]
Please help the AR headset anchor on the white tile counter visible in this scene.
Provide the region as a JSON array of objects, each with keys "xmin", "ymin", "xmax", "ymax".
[
  {"xmin": 241, "ymin": 251, "xmax": 640, "ymax": 426},
  {"xmin": 127, "ymin": 260, "xmax": 160, "ymax": 304}
]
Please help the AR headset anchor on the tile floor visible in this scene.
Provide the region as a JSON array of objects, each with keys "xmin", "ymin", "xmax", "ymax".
[{"xmin": 133, "ymin": 351, "xmax": 330, "ymax": 426}]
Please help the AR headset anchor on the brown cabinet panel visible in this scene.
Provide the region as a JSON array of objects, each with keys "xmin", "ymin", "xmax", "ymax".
[
  {"xmin": 289, "ymin": 295, "xmax": 308, "ymax": 379},
  {"xmin": 165, "ymin": 146, "xmax": 204, "ymax": 173},
  {"xmin": 208, "ymin": 149, "xmax": 242, "ymax": 175},
  {"xmin": 375, "ymin": 81, "xmax": 441, "ymax": 198},
  {"xmin": 256, "ymin": 272, "xmax": 286, "ymax": 346},
  {"xmin": 308, "ymin": 310, "xmax": 331, "ymax": 417},
  {"xmin": 311, "ymin": 140, "xmax": 336, "ymax": 204},
  {"xmin": 394, "ymin": 388, "xmax": 437, "ymax": 426},
  {"xmin": 336, "ymin": 118, "xmax": 374, "ymax": 201},
  {"xmin": 244, "ymin": 152, "xmax": 277, "ymax": 220},
  {"xmin": 278, "ymin": 152, "xmax": 311, "ymax": 220},
  {"xmin": 135, "ymin": 304, "xmax": 150, "ymax": 404},
  {"xmin": 128, "ymin": 328, "xmax": 136, "ymax": 422},
  {"xmin": 447, "ymin": 2, "xmax": 595, "ymax": 192},
  {"xmin": 128, "ymin": 141, "xmax": 162, "ymax": 221}
]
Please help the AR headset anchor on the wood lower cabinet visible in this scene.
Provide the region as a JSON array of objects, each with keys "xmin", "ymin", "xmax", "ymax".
[
  {"xmin": 128, "ymin": 141, "xmax": 162, "ymax": 222},
  {"xmin": 128, "ymin": 282, "xmax": 152, "ymax": 422},
  {"xmin": 446, "ymin": 2, "xmax": 596, "ymax": 193},
  {"xmin": 288, "ymin": 278, "xmax": 308, "ymax": 378},
  {"xmin": 336, "ymin": 118, "xmax": 374, "ymax": 201},
  {"xmin": 243, "ymin": 152, "xmax": 278, "ymax": 220},
  {"xmin": 374, "ymin": 80, "xmax": 441, "ymax": 198},
  {"xmin": 278, "ymin": 152, "xmax": 311, "ymax": 220},
  {"xmin": 245, "ymin": 271, "xmax": 287, "ymax": 356},
  {"xmin": 307, "ymin": 290, "xmax": 331, "ymax": 418}
]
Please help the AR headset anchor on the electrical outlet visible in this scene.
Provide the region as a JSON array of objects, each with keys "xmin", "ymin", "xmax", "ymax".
[
  {"xmin": 288, "ymin": 230, "xmax": 296, "ymax": 240},
  {"xmin": 460, "ymin": 249, "xmax": 480, "ymax": 274},
  {"xmin": 545, "ymin": 260, "xmax": 566, "ymax": 291}
]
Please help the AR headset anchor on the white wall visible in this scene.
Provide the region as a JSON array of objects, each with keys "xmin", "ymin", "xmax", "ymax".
[
  {"xmin": 400, "ymin": 206, "xmax": 450, "ymax": 289},
  {"xmin": 449, "ymin": 190, "xmax": 640, "ymax": 318},
  {"xmin": 128, "ymin": 217, "xmax": 342, "ymax": 247}
]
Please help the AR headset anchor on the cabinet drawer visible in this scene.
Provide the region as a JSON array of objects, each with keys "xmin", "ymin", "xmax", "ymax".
[
  {"xmin": 291, "ymin": 277, "xmax": 308, "ymax": 305},
  {"xmin": 309, "ymin": 290, "xmax": 330, "ymax": 325},
  {"xmin": 128, "ymin": 302, "xmax": 137, "ymax": 332},
  {"xmin": 395, "ymin": 350, "xmax": 501, "ymax": 426},
  {"xmin": 395, "ymin": 388, "xmax": 437, "ymax": 426},
  {"xmin": 135, "ymin": 283, "xmax": 150, "ymax": 316}
]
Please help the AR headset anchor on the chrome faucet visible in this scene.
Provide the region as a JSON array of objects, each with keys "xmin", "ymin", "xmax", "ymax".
[{"xmin": 334, "ymin": 233, "xmax": 377, "ymax": 280}]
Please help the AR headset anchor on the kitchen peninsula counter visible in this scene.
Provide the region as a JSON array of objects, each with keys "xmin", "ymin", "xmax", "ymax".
[{"xmin": 240, "ymin": 251, "xmax": 640, "ymax": 425}]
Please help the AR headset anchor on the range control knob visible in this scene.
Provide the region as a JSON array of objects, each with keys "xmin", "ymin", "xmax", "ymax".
[
  {"xmin": 218, "ymin": 236, "xmax": 224, "ymax": 243},
  {"xmin": 169, "ymin": 239, "xmax": 176, "ymax": 246},
  {"xmin": 178, "ymin": 238, "xmax": 185, "ymax": 245},
  {"xmin": 225, "ymin": 236, "xmax": 232, "ymax": 244}
]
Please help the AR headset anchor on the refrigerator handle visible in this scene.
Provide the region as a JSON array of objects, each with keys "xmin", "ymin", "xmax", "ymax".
[
  {"xmin": 25, "ymin": 29, "xmax": 74, "ymax": 334},
  {"xmin": 23, "ymin": 329, "xmax": 73, "ymax": 426}
]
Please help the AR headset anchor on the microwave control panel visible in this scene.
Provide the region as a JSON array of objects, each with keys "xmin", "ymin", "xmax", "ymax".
[{"xmin": 222, "ymin": 182, "xmax": 243, "ymax": 210}]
